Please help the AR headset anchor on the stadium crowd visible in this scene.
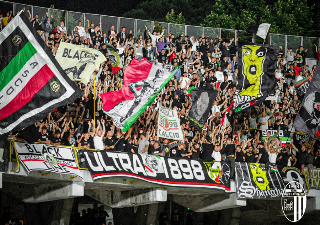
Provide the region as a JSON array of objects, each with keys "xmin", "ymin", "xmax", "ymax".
[{"xmin": 2, "ymin": 8, "xmax": 320, "ymax": 184}]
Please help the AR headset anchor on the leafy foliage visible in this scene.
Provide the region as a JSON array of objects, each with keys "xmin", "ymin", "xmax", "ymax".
[
  {"xmin": 165, "ymin": 9, "xmax": 186, "ymax": 24},
  {"xmin": 153, "ymin": 22, "xmax": 164, "ymax": 33},
  {"xmin": 123, "ymin": 0, "xmax": 319, "ymax": 36}
]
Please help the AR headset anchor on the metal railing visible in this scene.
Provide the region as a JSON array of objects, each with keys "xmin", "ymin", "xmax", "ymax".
[{"xmin": 1, "ymin": 0, "xmax": 319, "ymax": 58}]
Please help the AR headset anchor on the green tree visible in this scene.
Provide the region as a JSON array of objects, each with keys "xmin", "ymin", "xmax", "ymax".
[
  {"xmin": 49, "ymin": 5, "xmax": 65, "ymax": 30},
  {"xmin": 153, "ymin": 22, "xmax": 164, "ymax": 33},
  {"xmin": 268, "ymin": 0, "xmax": 314, "ymax": 36},
  {"xmin": 165, "ymin": 9, "xmax": 186, "ymax": 24}
]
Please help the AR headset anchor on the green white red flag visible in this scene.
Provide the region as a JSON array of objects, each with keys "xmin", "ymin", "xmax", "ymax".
[{"xmin": 0, "ymin": 12, "xmax": 81, "ymax": 135}]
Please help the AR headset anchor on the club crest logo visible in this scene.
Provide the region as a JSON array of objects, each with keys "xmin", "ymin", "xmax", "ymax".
[
  {"xmin": 50, "ymin": 81, "xmax": 60, "ymax": 92},
  {"xmin": 281, "ymin": 181, "xmax": 306, "ymax": 222},
  {"xmin": 12, "ymin": 35, "xmax": 22, "ymax": 46},
  {"xmin": 42, "ymin": 153, "xmax": 58, "ymax": 166}
]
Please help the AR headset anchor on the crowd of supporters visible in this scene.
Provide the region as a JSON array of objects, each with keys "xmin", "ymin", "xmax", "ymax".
[{"xmin": 2, "ymin": 8, "xmax": 320, "ymax": 182}]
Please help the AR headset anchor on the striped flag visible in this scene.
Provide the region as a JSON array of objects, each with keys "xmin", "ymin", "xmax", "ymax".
[
  {"xmin": 0, "ymin": 12, "xmax": 81, "ymax": 135},
  {"xmin": 101, "ymin": 58, "xmax": 179, "ymax": 131}
]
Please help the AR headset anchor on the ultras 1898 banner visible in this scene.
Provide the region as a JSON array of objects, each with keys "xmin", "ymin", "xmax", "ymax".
[
  {"xmin": 235, "ymin": 162, "xmax": 284, "ymax": 198},
  {"xmin": 82, "ymin": 151, "xmax": 231, "ymax": 190}
]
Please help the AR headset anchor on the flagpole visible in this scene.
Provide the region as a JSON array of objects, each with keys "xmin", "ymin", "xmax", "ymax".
[{"xmin": 93, "ymin": 72, "xmax": 96, "ymax": 129}]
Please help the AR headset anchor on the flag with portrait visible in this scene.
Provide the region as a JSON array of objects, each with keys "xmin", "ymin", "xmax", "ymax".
[
  {"xmin": 234, "ymin": 42, "xmax": 278, "ymax": 113},
  {"xmin": 188, "ymin": 88, "xmax": 217, "ymax": 130}
]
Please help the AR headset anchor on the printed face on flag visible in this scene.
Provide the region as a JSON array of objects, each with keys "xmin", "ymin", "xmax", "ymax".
[
  {"xmin": 241, "ymin": 45, "xmax": 266, "ymax": 98},
  {"xmin": 249, "ymin": 163, "xmax": 269, "ymax": 191},
  {"xmin": 195, "ymin": 92, "xmax": 209, "ymax": 120},
  {"xmin": 0, "ymin": 12, "xmax": 80, "ymax": 134}
]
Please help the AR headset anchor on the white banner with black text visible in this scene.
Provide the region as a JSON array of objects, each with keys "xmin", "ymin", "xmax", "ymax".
[{"xmin": 14, "ymin": 141, "xmax": 82, "ymax": 179}]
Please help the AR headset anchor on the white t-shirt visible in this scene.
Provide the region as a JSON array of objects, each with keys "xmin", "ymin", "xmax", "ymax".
[
  {"xmin": 138, "ymin": 138, "xmax": 149, "ymax": 155},
  {"xmin": 75, "ymin": 26, "xmax": 85, "ymax": 37},
  {"xmin": 180, "ymin": 77, "xmax": 190, "ymax": 89},
  {"xmin": 215, "ymin": 71, "xmax": 224, "ymax": 83},
  {"xmin": 258, "ymin": 116, "xmax": 269, "ymax": 130},
  {"xmin": 211, "ymin": 105, "xmax": 220, "ymax": 115},
  {"xmin": 268, "ymin": 151, "xmax": 277, "ymax": 164},
  {"xmin": 212, "ymin": 151, "xmax": 221, "ymax": 161},
  {"xmin": 93, "ymin": 136, "xmax": 104, "ymax": 150},
  {"xmin": 191, "ymin": 41, "xmax": 199, "ymax": 52}
]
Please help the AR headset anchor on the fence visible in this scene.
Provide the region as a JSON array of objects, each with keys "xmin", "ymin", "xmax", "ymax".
[{"xmin": 1, "ymin": 0, "xmax": 319, "ymax": 58}]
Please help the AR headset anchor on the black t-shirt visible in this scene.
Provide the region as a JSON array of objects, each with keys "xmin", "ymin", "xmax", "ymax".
[
  {"xmin": 148, "ymin": 145, "xmax": 155, "ymax": 155},
  {"xmin": 235, "ymin": 150, "xmax": 244, "ymax": 162},
  {"xmin": 51, "ymin": 136, "xmax": 62, "ymax": 144},
  {"xmin": 104, "ymin": 136, "xmax": 116, "ymax": 147},
  {"xmin": 80, "ymin": 139, "xmax": 90, "ymax": 148},
  {"xmin": 297, "ymin": 151, "xmax": 308, "ymax": 164},
  {"xmin": 258, "ymin": 147, "xmax": 269, "ymax": 164},
  {"xmin": 124, "ymin": 142, "xmax": 134, "ymax": 154},
  {"xmin": 191, "ymin": 147, "xmax": 200, "ymax": 159},
  {"xmin": 201, "ymin": 143, "xmax": 214, "ymax": 161},
  {"xmin": 158, "ymin": 53, "xmax": 168, "ymax": 64},
  {"xmin": 245, "ymin": 151, "xmax": 256, "ymax": 163},
  {"xmin": 170, "ymin": 148, "xmax": 180, "ymax": 158},
  {"xmin": 279, "ymin": 151, "xmax": 290, "ymax": 166},
  {"xmin": 172, "ymin": 99, "xmax": 182, "ymax": 109},
  {"xmin": 114, "ymin": 138, "xmax": 124, "ymax": 152},
  {"xmin": 151, "ymin": 146, "xmax": 162, "ymax": 155},
  {"xmin": 221, "ymin": 144, "xmax": 236, "ymax": 156},
  {"xmin": 39, "ymin": 133, "xmax": 49, "ymax": 141}
]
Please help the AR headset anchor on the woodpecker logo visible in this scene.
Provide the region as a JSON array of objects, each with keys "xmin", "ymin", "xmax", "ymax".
[{"xmin": 281, "ymin": 181, "xmax": 306, "ymax": 222}]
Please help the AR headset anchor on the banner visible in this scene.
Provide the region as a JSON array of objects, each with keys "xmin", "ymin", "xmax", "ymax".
[
  {"xmin": 234, "ymin": 43, "xmax": 278, "ymax": 113},
  {"xmin": 261, "ymin": 129, "xmax": 291, "ymax": 146},
  {"xmin": 101, "ymin": 59, "xmax": 179, "ymax": 131},
  {"xmin": 14, "ymin": 141, "xmax": 82, "ymax": 178},
  {"xmin": 293, "ymin": 132, "xmax": 313, "ymax": 146},
  {"xmin": 82, "ymin": 151, "xmax": 231, "ymax": 190},
  {"xmin": 157, "ymin": 105, "xmax": 183, "ymax": 140},
  {"xmin": 55, "ymin": 42, "xmax": 106, "ymax": 84},
  {"xmin": 294, "ymin": 66, "xmax": 320, "ymax": 139},
  {"xmin": 294, "ymin": 76, "xmax": 312, "ymax": 96},
  {"xmin": 235, "ymin": 162, "xmax": 284, "ymax": 198},
  {"xmin": 281, "ymin": 167, "xmax": 307, "ymax": 190},
  {"xmin": 189, "ymin": 88, "xmax": 217, "ymax": 130},
  {"xmin": 309, "ymin": 168, "xmax": 320, "ymax": 190},
  {"xmin": 0, "ymin": 12, "xmax": 81, "ymax": 135}
]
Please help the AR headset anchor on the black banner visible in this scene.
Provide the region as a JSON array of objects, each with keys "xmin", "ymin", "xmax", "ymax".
[
  {"xmin": 82, "ymin": 151, "xmax": 230, "ymax": 190},
  {"xmin": 189, "ymin": 88, "xmax": 217, "ymax": 130},
  {"xmin": 294, "ymin": 66, "xmax": 320, "ymax": 139},
  {"xmin": 235, "ymin": 162, "xmax": 284, "ymax": 198},
  {"xmin": 281, "ymin": 167, "xmax": 307, "ymax": 190},
  {"xmin": 234, "ymin": 43, "xmax": 278, "ymax": 113},
  {"xmin": 293, "ymin": 132, "xmax": 313, "ymax": 146}
]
